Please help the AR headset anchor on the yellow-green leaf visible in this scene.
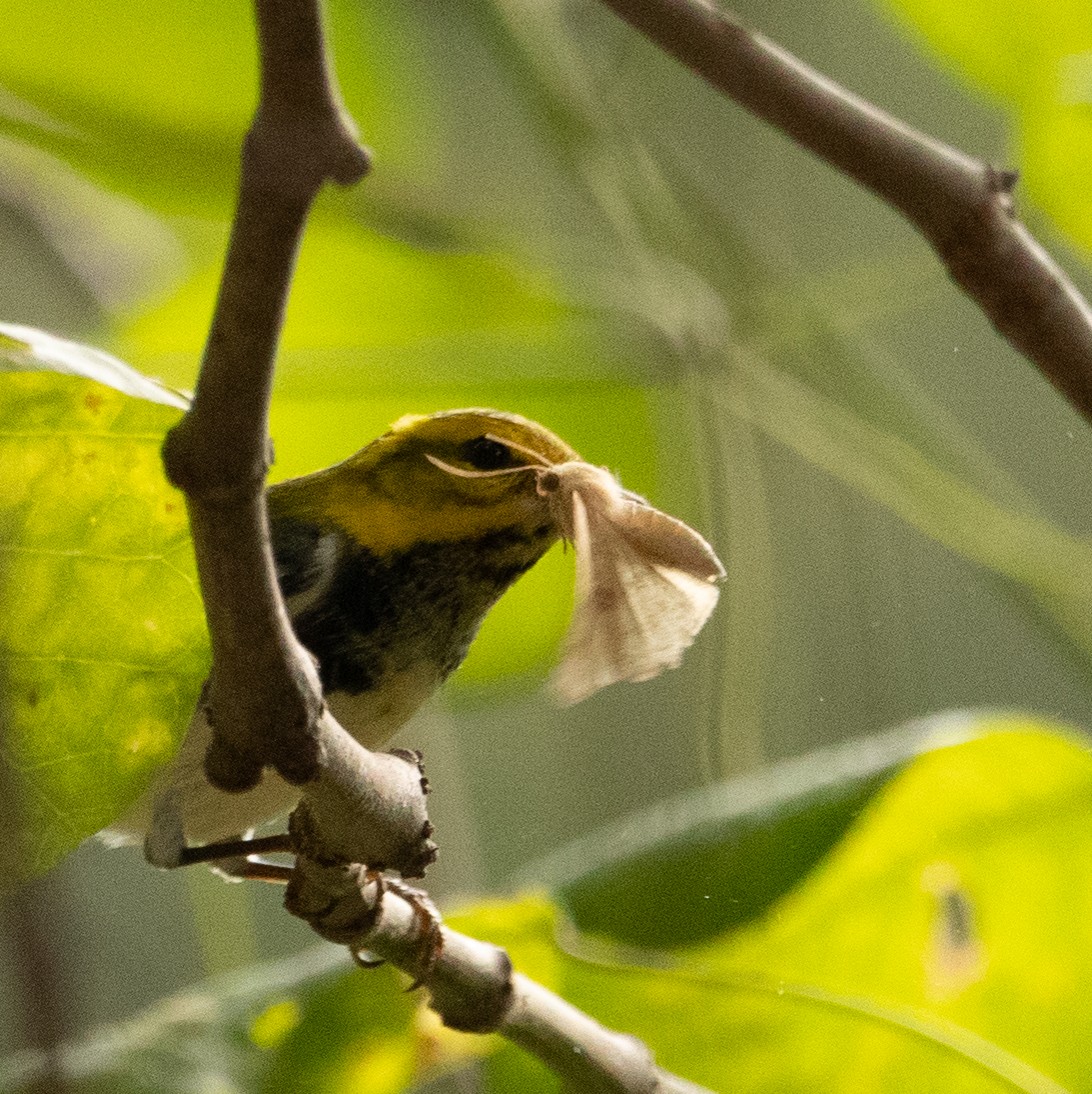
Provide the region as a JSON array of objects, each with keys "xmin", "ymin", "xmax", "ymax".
[{"xmin": 0, "ymin": 324, "xmax": 201, "ymax": 880}]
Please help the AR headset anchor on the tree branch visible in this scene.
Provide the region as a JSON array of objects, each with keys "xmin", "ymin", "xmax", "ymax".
[
  {"xmin": 156, "ymin": 0, "xmax": 703, "ymax": 1086},
  {"xmin": 1, "ymin": 695, "xmax": 70, "ymax": 1094},
  {"xmin": 285, "ymin": 862, "xmax": 712, "ymax": 1093},
  {"xmin": 161, "ymin": 0, "xmax": 369, "ymax": 794},
  {"xmin": 157, "ymin": 0, "xmax": 431, "ymax": 872},
  {"xmin": 596, "ymin": 0, "xmax": 1092, "ymax": 425}
]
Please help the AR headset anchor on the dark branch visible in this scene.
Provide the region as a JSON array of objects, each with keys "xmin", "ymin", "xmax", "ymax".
[
  {"xmin": 154, "ymin": 0, "xmax": 700, "ymax": 1085},
  {"xmin": 596, "ymin": 0, "xmax": 1092, "ymax": 424},
  {"xmin": 1, "ymin": 693, "xmax": 71, "ymax": 1094},
  {"xmin": 160, "ymin": 0, "xmax": 369, "ymax": 792}
]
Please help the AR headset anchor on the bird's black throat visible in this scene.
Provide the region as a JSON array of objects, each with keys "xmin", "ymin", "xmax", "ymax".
[{"xmin": 272, "ymin": 517, "xmax": 554, "ymax": 697}]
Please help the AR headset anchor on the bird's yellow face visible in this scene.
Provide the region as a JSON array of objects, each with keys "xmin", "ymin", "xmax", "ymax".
[{"xmin": 272, "ymin": 409, "xmax": 580, "ymax": 555}]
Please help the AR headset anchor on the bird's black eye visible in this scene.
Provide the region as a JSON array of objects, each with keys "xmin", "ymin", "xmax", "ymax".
[{"xmin": 461, "ymin": 435, "xmax": 511, "ymax": 471}]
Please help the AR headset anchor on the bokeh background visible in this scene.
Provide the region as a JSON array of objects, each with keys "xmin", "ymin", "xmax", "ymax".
[{"xmin": 3, "ymin": 0, "xmax": 1092, "ymax": 1088}]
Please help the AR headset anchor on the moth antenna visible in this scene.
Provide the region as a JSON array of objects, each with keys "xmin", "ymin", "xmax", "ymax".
[
  {"xmin": 425, "ymin": 453, "xmax": 539, "ymax": 479},
  {"xmin": 483, "ymin": 433, "xmax": 555, "ymax": 468}
]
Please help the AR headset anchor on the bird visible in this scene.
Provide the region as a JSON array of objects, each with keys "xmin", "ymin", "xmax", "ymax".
[
  {"xmin": 106, "ymin": 408, "xmax": 581, "ymax": 859},
  {"xmin": 105, "ymin": 406, "xmax": 724, "ymax": 867}
]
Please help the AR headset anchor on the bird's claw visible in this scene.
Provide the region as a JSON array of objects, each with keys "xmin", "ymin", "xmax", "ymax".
[{"xmin": 350, "ymin": 871, "xmax": 443, "ymax": 988}]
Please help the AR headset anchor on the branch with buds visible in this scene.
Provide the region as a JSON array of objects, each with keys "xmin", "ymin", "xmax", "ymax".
[{"xmin": 159, "ymin": 0, "xmax": 707, "ymax": 1089}]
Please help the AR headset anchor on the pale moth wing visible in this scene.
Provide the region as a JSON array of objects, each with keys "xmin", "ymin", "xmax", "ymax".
[
  {"xmin": 426, "ymin": 448, "xmax": 725, "ymax": 705},
  {"xmin": 542, "ymin": 463, "xmax": 724, "ymax": 705}
]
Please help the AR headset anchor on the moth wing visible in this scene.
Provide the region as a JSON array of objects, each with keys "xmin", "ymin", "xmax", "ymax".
[
  {"xmin": 551, "ymin": 488, "xmax": 722, "ymax": 706},
  {"xmin": 613, "ymin": 496, "xmax": 725, "ymax": 582}
]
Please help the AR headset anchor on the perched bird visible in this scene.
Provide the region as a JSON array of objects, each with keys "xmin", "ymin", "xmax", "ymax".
[
  {"xmin": 107, "ymin": 407, "xmax": 724, "ymax": 860},
  {"xmin": 109, "ymin": 409, "xmax": 579, "ymax": 855}
]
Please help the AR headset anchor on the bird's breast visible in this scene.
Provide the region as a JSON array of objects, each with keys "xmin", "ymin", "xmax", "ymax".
[{"xmin": 324, "ymin": 664, "xmax": 442, "ymax": 750}]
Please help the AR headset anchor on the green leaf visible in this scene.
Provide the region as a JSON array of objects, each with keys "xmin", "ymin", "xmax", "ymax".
[
  {"xmin": 512, "ymin": 717, "xmax": 1090, "ymax": 1092},
  {"xmin": 0, "ymin": 0, "xmax": 433, "ymax": 217},
  {"xmin": 0, "ymin": 323, "xmax": 188, "ymax": 408},
  {"xmin": 8, "ymin": 720, "xmax": 1090, "ymax": 1091},
  {"xmin": 557, "ymin": 954, "xmax": 1067, "ymax": 1094},
  {"xmin": 684, "ymin": 721, "xmax": 1092, "ymax": 1093},
  {"xmin": 0, "ymin": 324, "xmax": 201, "ymax": 880},
  {"xmin": 452, "ymin": 867, "xmax": 1066, "ymax": 1094},
  {"xmin": 534, "ymin": 712, "xmax": 984, "ymax": 949},
  {"xmin": 0, "ymin": 0, "xmax": 250, "ymax": 215},
  {"xmin": 255, "ymin": 962, "xmax": 419, "ymax": 1094}
]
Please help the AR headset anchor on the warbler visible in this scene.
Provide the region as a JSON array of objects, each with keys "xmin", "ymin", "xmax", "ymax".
[{"xmin": 109, "ymin": 408, "xmax": 580, "ymax": 856}]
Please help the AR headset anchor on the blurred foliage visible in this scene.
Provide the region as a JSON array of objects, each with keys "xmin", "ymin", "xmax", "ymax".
[
  {"xmin": 536, "ymin": 710, "xmax": 983, "ymax": 949},
  {"xmin": 2, "ymin": 717, "xmax": 1085, "ymax": 1092},
  {"xmin": 3, "ymin": 0, "xmax": 1092, "ymax": 1090}
]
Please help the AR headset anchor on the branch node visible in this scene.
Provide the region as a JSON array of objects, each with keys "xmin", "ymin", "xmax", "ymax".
[
  {"xmin": 266, "ymin": 669, "xmax": 325, "ymax": 785},
  {"xmin": 988, "ymin": 164, "xmax": 1020, "ymax": 196},
  {"xmin": 285, "ymin": 733, "xmax": 435, "ymax": 875},
  {"xmin": 203, "ymin": 732, "xmax": 264, "ymax": 794},
  {"xmin": 161, "ymin": 419, "xmax": 270, "ymax": 503},
  {"xmin": 390, "ymin": 747, "xmax": 431, "ymax": 796},
  {"xmin": 242, "ymin": 114, "xmax": 370, "ymax": 202},
  {"xmin": 431, "ymin": 942, "xmax": 514, "ymax": 1034},
  {"xmin": 403, "ymin": 839, "xmax": 439, "ymax": 880},
  {"xmin": 284, "ymin": 861, "xmax": 382, "ymax": 946},
  {"xmin": 200, "ymin": 647, "xmax": 324, "ymax": 792},
  {"xmin": 331, "ymin": 133, "xmax": 373, "ymax": 185}
]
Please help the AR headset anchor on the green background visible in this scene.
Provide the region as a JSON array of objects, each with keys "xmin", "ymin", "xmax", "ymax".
[{"xmin": 3, "ymin": 0, "xmax": 1092, "ymax": 1089}]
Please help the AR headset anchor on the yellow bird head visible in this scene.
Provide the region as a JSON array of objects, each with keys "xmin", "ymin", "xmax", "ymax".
[{"xmin": 271, "ymin": 408, "xmax": 580, "ymax": 555}]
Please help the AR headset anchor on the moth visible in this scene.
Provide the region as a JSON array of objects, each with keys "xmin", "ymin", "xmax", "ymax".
[{"xmin": 428, "ymin": 437, "xmax": 725, "ymax": 704}]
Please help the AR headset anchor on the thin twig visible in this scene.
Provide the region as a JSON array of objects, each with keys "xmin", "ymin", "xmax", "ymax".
[
  {"xmin": 596, "ymin": 0, "xmax": 1092, "ymax": 424},
  {"xmin": 2, "ymin": 882, "xmax": 69, "ymax": 1094},
  {"xmin": 0, "ymin": 677, "xmax": 69, "ymax": 1094}
]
